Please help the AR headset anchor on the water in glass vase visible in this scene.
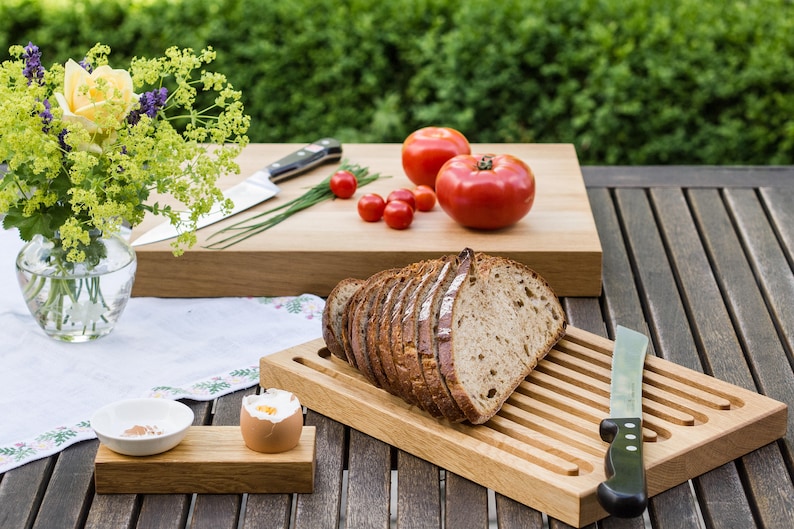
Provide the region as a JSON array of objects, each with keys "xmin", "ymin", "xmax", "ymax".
[{"xmin": 15, "ymin": 233, "xmax": 137, "ymax": 342}]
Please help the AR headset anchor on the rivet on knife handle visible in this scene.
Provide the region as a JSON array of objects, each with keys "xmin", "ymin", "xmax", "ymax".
[{"xmin": 597, "ymin": 417, "xmax": 648, "ymax": 518}]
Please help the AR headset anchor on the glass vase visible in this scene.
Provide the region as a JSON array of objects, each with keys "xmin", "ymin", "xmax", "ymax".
[{"xmin": 15, "ymin": 232, "xmax": 137, "ymax": 342}]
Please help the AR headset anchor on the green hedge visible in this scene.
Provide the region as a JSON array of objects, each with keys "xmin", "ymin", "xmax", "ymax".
[{"xmin": 2, "ymin": 0, "xmax": 793, "ymax": 164}]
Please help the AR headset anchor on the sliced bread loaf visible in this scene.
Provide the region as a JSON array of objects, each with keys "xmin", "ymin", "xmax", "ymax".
[{"xmin": 324, "ymin": 249, "xmax": 566, "ymax": 425}]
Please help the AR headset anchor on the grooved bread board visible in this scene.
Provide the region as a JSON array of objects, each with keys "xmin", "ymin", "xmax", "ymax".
[
  {"xmin": 259, "ymin": 326, "xmax": 787, "ymax": 528},
  {"xmin": 130, "ymin": 143, "xmax": 602, "ymax": 298}
]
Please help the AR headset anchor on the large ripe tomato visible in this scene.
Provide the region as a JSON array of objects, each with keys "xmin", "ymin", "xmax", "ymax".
[
  {"xmin": 401, "ymin": 127, "xmax": 471, "ymax": 188},
  {"xmin": 435, "ymin": 154, "xmax": 535, "ymax": 230}
]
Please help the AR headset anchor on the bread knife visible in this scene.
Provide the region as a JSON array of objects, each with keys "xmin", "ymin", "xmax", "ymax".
[{"xmin": 597, "ymin": 325, "xmax": 649, "ymax": 518}]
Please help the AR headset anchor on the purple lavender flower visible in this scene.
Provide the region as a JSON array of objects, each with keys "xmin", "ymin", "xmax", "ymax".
[
  {"xmin": 79, "ymin": 58, "xmax": 93, "ymax": 73},
  {"xmin": 39, "ymin": 98, "xmax": 53, "ymax": 132},
  {"xmin": 58, "ymin": 129, "xmax": 71, "ymax": 152},
  {"xmin": 127, "ymin": 87, "xmax": 169, "ymax": 125},
  {"xmin": 22, "ymin": 42, "xmax": 45, "ymax": 85}
]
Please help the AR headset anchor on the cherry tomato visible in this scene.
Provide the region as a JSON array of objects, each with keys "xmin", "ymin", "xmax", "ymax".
[
  {"xmin": 386, "ymin": 188, "xmax": 416, "ymax": 211},
  {"xmin": 435, "ymin": 153, "xmax": 535, "ymax": 230},
  {"xmin": 401, "ymin": 126, "xmax": 471, "ymax": 188},
  {"xmin": 413, "ymin": 185, "xmax": 437, "ymax": 211},
  {"xmin": 357, "ymin": 193, "xmax": 386, "ymax": 222},
  {"xmin": 329, "ymin": 170, "xmax": 357, "ymax": 199},
  {"xmin": 383, "ymin": 200, "xmax": 414, "ymax": 230}
]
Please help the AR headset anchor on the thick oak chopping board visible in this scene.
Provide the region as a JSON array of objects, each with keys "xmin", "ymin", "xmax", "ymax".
[
  {"xmin": 258, "ymin": 326, "xmax": 787, "ymax": 528},
  {"xmin": 130, "ymin": 143, "xmax": 602, "ymax": 297}
]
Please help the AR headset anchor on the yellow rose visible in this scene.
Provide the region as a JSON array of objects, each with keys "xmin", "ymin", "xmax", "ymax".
[{"xmin": 54, "ymin": 59, "xmax": 137, "ymax": 134}]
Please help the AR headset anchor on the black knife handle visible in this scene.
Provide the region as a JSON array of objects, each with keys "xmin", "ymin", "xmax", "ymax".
[
  {"xmin": 597, "ymin": 417, "xmax": 648, "ymax": 518},
  {"xmin": 267, "ymin": 138, "xmax": 343, "ymax": 184}
]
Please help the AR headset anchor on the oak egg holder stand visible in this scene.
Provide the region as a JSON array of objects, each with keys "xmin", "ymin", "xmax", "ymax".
[{"xmin": 94, "ymin": 426, "xmax": 316, "ymax": 494}]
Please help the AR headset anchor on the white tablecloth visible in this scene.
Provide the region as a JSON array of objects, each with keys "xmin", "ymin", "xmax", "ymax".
[{"xmin": 0, "ymin": 228, "xmax": 324, "ymax": 473}]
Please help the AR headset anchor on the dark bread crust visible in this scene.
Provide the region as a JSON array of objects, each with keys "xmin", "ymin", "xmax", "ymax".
[
  {"xmin": 378, "ymin": 268, "xmax": 419, "ymax": 405},
  {"xmin": 339, "ymin": 287, "xmax": 361, "ymax": 368},
  {"xmin": 322, "ymin": 278, "xmax": 364, "ymax": 361},
  {"xmin": 417, "ymin": 252, "xmax": 468, "ymax": 421},
  {"xmin": 348, "ymin": 275, "xmax": 381, "ymax": 386},
  {"xmin": 363, "ymin": 269, "xmax": 402, "ymax": 391},
  {"xmin": 396, "ymin": 259, "xmax": 445, "ymax": 418}
]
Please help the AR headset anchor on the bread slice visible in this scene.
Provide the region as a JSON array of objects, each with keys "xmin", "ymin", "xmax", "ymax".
[
  {"xmin": 322, "ymin": 278, "xmax": 364, "ymax": 361},
  {"xmin": 347, "ymin": 277, "xmax": 380, "ymax": 385},
  {"xmin": 364, "ymin": 269, "xmax": 401, "ymax": 392},
  {"xmin": 394, "ymin": 259, "xmax": 445, "ymax": 418},
  {"xmin": 436, "ymin": 252, "xmax": 566, "ymax": 424},
  {"xmin": 340, "ymin": 284, "xmax": 363, "ymax": 369},
  {"xmin": 348, "ymin": 268, "xmax": 398, "ymax": 387},
  {"xmin": 415, "ymin": 253, "xmax": 467, "ymax": 421},
  {"xmin": 377, "ymin": 269, "xmax": 419, "ymax": 405},
  {"xmin": 370, "ymin": 274, "xmax": 402, "ymax": 392}
]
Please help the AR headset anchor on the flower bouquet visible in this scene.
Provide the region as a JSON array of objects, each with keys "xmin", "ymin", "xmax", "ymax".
[{"xmin": 0, "ymin": 42, "xmax": 250, "ymax": 340}]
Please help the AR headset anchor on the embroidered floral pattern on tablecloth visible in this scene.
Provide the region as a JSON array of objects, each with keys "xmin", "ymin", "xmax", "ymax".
[
  {"xmin": 256, "ymin": 294, "xmax": 323, "ymax": 319},
  {"xmin": 0, "ymin": 294, "xmax": 324, "ymax": 474},
  {"xmin": 148, "ymin": 367, "xmax": 260, "ymax": 399}
]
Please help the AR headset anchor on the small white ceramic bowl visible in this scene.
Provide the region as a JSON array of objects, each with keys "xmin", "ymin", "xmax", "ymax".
[{"xmin": 91, "ymin": 398, "xmax": 194, "ymax": 456}]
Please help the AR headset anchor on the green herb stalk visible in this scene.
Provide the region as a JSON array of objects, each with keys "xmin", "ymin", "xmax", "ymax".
[{"xmin": 205, "ymin": 160, "xmax": 386, "ymax": 249}]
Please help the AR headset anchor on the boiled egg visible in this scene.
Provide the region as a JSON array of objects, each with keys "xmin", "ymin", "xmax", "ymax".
[{"xmin": 240, "ymin": 389, "xmax": 303, "ymax": 453}]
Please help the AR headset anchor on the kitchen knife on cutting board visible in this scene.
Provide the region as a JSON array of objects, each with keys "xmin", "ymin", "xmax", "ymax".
[
  {"xmin": 131, "ymin": 137, "xmax": 342, "ymax": 246},
  {"xmin": 597, "ymin": 325, "xmax": 649, "ymax": 518}
]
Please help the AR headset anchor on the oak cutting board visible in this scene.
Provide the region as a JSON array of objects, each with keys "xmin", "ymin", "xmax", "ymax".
[
  {"xmin": 259, "ymin": 326, "xmax": 787, "ymax": 528},
  {"xmin": 130, "ymin": 143, "xmax": 602, "ymax": 298}
]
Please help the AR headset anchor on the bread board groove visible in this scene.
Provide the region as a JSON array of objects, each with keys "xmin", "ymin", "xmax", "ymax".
[{"xmin": 260, "ymin": 326, "xmax": 787, "ymax": 527}]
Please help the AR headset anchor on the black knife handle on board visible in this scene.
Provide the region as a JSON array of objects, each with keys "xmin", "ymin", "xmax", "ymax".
[
  {"xmin": 597, "ymin": 417, "xmax": 648, "ymax": 518},
  {"xmin": 267, "ymin": 138, "xmax": 343, "ymax": 184}
]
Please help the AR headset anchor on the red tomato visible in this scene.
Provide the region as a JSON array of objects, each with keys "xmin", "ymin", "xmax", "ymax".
[
  {"xmin": 383, "ymin": 200, "xmax": 414, "ymax": 230},
  {"xmin": 357, "ymin": 193, "xmax": 386, "ymax": 222},
  {"xmin": 386, "ymin": 188, "xmax": 416, "ymax": 211},
  {"xmin": 413, "ymin": 185, "xmax": 436, "ymax": 211},
  {"xmin": 435, "ymin": 154, "xmax": 535, "ymax": 230},
  {"xmin": 329, "ymin": 170, "xmax": 357, "ymax": 199},
  {"xmin": 401, "ymin": 126, "xmax": 471, "ymax": 188}
]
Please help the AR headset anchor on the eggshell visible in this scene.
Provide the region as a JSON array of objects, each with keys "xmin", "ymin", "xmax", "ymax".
[{"xmin": 240, "ymin": 389, "xmax": 303, "ymax": 453}]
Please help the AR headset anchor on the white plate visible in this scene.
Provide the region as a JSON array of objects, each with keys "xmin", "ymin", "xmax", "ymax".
[{"xmin": 91, "ymin": 398, "xmax": 194, "ymax": 456}]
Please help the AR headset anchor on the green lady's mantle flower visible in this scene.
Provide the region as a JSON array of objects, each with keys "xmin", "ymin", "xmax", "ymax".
[{"xmin": 0, "ymin": 42, "xmax": 251, "ymax": 261}]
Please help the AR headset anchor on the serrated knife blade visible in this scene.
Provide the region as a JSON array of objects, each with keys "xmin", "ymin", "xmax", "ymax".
[
  {"xmin": 131, "ymin": 138, "xmax": 342, "ymax": 247},
  {"xmin": 597, "ymin": 325, "xmax": 649, "ymax": 519}
]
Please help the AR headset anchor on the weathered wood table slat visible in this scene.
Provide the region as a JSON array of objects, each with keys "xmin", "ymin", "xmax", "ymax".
[{"xmin": 1, "ymin": 166, "xmax": 792, "ymax": 529}]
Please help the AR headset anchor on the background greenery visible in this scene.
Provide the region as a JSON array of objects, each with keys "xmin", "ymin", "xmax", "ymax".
[{"xmin": 2, "ymin": 0, "xmax": 793, "ymax": 164}]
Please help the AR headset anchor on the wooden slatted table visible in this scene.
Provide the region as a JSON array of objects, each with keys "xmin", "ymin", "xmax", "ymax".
[{"xmin": 1, "ymin": 165, "xmax": 792, "ymax": 529}]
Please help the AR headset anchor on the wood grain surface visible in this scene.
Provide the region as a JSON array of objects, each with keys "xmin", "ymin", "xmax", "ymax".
[
  {"xmin": 3, "ymin": 167, "xmax": 792, "ymax": 529},
  {"xmin": 94, "ymin": 426, "xmax": 315, "ymax": 494},
  {"xmin": 259, "ymin": 326, "xmax": 788, "ymax": 528},
  {"xmin": 130, "ymin": 143, "xmax": 602, "ymax": 298}
]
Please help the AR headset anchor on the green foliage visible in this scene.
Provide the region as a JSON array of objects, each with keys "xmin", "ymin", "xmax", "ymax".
[{"xmin": 2, "ymin": 0, "xmax": 793, "ymax": 164}]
